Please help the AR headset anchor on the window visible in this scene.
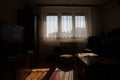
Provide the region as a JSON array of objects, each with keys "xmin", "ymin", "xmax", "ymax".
[
  {"xmin": 41, "ymin": 7, "xmax": 90, "ymax": 41},
  {"xmin": 75, "ymin": 16, "xmax": 87, "ymax": 39},
  {"xmin": 46, "ymin": 16, "xmax": 58, "ymax": 39}
]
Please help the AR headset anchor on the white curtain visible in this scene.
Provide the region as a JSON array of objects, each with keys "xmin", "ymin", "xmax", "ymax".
[
  {"xmin": 75, "ymin": 16, "xmax": 87, "ymax": 39},
  {"xmin": 44, "ymin": 15, "xmax": 87, "ymax": 41},
  {"xmin": 45, "ymin": 16, "xmax": 58, "ymax": 40},
  {"xmin": 61, "ymin": 16, "xmax": 73, "ymax": 39}
]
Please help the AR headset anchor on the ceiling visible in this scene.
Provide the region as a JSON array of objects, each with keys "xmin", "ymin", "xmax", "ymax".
[{"xmin": 26, "ymin": 0, "xmax": 115, "ymax": 6}]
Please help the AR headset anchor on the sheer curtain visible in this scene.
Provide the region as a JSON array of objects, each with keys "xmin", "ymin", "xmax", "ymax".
[
  {"xmin": 75, "ymin": 16, "xmax": 87, "ymax": 39},
  {"xmin": 61, "ymin": 16, "xmax": 73, "ymax": 39},
  {"xmin": 44, "ymin": 14, "xmax": 88, "ymax": 41},
  {"xmin": 45, "ymin": 16, "xmax": 58, "ymax": 40}
]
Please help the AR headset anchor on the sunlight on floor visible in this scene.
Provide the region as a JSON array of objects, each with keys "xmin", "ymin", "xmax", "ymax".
[
  {"xmin": 77, "ymin": 53, "xmax": 98, "ymax": 57},
  {"xmin": 25, "ymin": 68, "xmax": 50, "ymax": 80},
  {"xmin": 25, "ymin": 68, "xmax": 74, "ymax": 80}
]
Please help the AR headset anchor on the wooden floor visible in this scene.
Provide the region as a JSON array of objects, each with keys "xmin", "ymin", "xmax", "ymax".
[
  {"xmin": 17, "ymin": 59, "xmax": 83, "ymax": 80},
  {"xmin": 24, "ymin": 67, "xmax": 81, "ymax": 80},
  {"xmin": 25, "ymin": 68, "xmax": 49, "ymax": 80},
  {"xmin": 17, "ymin": 57, "xmax": 82, "ymax": 80}
]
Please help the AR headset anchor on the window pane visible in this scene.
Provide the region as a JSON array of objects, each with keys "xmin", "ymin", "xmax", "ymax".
[
  {"xmin": 46, "ymin": 16, "xmax": 58, "ymax": 39},
  {"xmin": 61, "ymin": 16, "xmax": 72, "ymax": 38},
  {"xmin": 75, "ymin": 16, "xmax": 87, "ymax": 39}
]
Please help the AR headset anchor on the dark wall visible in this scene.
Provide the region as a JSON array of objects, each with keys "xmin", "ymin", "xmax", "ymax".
[
  {"xmin": 102, "ymin": 3, "xmax": 120, "ymax": 32},
  {"xmin": 0, "ymin": 0, "xmax": 24, "ymax": 24}
]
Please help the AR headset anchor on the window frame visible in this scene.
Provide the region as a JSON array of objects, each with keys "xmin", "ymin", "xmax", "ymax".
[{"xmin": 40, "ymin": 7, "xmax": 91, "ymax": 42}]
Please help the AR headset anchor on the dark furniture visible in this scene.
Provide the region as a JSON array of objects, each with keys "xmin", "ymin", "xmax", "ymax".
[
  {"xmin": 0, "ymin": 51, "xmax": 36, "ymax": 80},
  {"xmin": 17, "ymin": 8, "xmax": 37, "ymax": 51},
  {"xmin": 0, "ymin": 12, "xmax": 37, "ymax": 79},
  {"xmin": 84, "ymin": 29, "xmax": 120, "ymax": 80},
  {"xmin": 46, "ymin": 42, "xmax": 78, "ymax": 63},
  {"xmin": 76, "ymin": 54, "xmax": 120, "ymax": 80},
  {"xmin": 85, "ymin": 28, "xmax": 120, "ymax": 57}
]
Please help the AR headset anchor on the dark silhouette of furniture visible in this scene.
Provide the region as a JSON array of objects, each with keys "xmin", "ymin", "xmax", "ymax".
[{"xmin": 85, "ymin": 28, "xmax": 120, "ymax": 57}]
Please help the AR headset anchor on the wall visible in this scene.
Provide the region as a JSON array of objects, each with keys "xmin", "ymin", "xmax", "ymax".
[
  {"xmin": 0, "ymin": 0, "xmax": 24, "ymax": 24},
  {"xmin": 102, "ymin": 4, "xmax": 120, "ymax": 32}
]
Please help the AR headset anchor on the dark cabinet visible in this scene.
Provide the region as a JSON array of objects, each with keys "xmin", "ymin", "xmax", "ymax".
[
  {"xmin": 0, "ymin": 53, "xmax": 36, "ymax": 80},
  {"xmin": 76, "ymin": 57, "xmax": 120, "ymax": 80},
  {"xmin": 0, "ymin": 63, "xmax": 13, "ymax": 80},
  {"xmin": 17, "ymin": 9, "xmax": 36, "ymax": 51}
]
